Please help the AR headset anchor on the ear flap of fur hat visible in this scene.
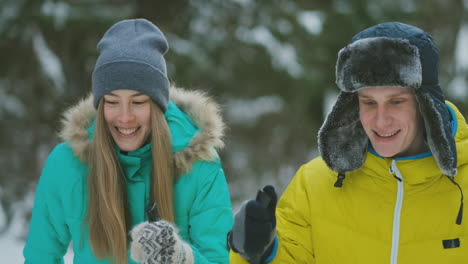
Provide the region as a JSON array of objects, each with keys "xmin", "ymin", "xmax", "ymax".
[
  {"xmin": 318, "ymin": 92, "xmax": 368, "ymax": 173},
  {"xmin": 416, "ymin": 88, "xmax": 457, "ymax": 176}
]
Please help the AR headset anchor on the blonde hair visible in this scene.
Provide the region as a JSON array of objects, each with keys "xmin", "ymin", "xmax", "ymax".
[{"xmin": 85, "ymin": 100, "xmax": 174, "ymax": 263}]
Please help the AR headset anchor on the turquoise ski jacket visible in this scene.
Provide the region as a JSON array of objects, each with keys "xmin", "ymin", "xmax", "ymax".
[{"xmin": 24, "ymin": 86, "xmax": 233, "ymax": 263}]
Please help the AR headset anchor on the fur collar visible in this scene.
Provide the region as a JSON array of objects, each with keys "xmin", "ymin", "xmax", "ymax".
[{"xmin": 59, "ymin": 85, "xmax": 225, "ymax": 176}]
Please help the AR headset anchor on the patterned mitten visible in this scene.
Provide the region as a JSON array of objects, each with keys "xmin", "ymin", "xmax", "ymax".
[{"xmin": 130, "ymin": 220, "xmax": 194, "ymax": 264}]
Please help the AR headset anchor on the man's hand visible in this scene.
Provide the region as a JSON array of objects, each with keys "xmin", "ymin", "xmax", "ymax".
[{"xmin": 228, "ymin": 185, "xmax": 278, "ymax": 264}]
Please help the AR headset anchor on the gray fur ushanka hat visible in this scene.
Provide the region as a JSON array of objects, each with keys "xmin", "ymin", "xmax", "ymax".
[{"xmin": 318, "ymin": 22, "xmax": 457, "ymax": 183}]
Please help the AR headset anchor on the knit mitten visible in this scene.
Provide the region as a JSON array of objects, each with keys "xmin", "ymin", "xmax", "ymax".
[
  {"xmin": 228, "ymin": 185, "xmax": 277, "ymax": 264},
  {"xmin": 130, "ymin": 220, "xmax": 194, "ymax": 264}
]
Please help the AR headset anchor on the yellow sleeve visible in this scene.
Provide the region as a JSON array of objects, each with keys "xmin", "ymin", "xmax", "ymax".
[
  {"xmin": 229, "ymin": 250, "xmax": 250, "ymax": 263},
  {"xmin": 274, "ymin": 165, "xmax": 315, "ymax": 263},
  {"xmin": 230, "ymin": 165, "xmax": 315, "ymax": 264}
]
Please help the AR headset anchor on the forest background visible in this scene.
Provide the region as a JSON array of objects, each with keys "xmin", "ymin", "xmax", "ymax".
[{"xmin": 1, "ymin": 0, "xmax": 468, "ymax": 260}]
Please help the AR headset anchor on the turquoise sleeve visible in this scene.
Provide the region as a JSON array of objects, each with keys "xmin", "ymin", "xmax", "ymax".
[
  {"xmin": 23, "ymin": 144, "xmax": 71, "ymax": 263},
  {"xmin": 188, "ymin": 160, "xmax": 234, "ymax": 264}
]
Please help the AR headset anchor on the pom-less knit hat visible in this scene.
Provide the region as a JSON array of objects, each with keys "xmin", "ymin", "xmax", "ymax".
[
  {"xmin": 318, "ymin": 22, "xmax": 457, "ymax": 183},
  {"xmin": 92, "ymin": 18, "xmax": 170, "ymax": 112}
]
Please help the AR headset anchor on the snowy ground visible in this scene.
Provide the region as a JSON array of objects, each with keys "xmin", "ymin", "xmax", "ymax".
[
  {"xmin": 0, "ymin": 231, "xmax": 73, "ymax": 263},
  {"xmin": 0, "ymin": 195, "xmax": 73, "ymax": 263}
]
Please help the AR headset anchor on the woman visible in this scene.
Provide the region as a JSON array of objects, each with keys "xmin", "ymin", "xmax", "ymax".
[
  {"xmin": 229, "ymin": 22, "xmax": 468, "ymax": 263},
  {"xmin": 23, "ymin": 19, "xmax": 233, "ymax": 264}
]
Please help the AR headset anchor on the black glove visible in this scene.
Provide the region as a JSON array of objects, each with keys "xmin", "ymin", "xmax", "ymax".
[{"xmin": 228, "ymin": 185, "xmax": 277, "ymax": 264}]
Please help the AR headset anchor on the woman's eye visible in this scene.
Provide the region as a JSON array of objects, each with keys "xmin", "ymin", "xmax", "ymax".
[
  {"xmin": 133, "ymin": 101, "xmax": 147, "ymax": 105},
  {"xmin": 391, "ymin": 100, "xmax": 403, "ymax": 105},
  {"xmin": 104, "ymin": 100, "xmax": 118, "ymax": 105}
]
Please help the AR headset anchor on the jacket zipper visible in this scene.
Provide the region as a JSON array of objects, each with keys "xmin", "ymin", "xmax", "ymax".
[{"xmin": 390, "ymin": 160, "xmax": 403, "ymax": 264}]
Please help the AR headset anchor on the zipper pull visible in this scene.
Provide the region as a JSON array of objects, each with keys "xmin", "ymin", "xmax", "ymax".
[
  {"xmin": 146, "ymin": 202, "xmax": 160, "ymax": 222},
  {"xmin": 390, "ymin": 161, "xmax": 402, "ymax": 182}
]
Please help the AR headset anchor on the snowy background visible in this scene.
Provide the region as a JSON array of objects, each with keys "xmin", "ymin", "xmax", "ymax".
[{"xmin": 2, "ymin": 0, "xmax": 468, "ymax": 262}]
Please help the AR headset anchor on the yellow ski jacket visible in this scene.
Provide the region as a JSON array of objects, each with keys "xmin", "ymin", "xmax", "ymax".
[{"xmin": 231, "ymin": 102, "xmax": 468, "ymax": 264}]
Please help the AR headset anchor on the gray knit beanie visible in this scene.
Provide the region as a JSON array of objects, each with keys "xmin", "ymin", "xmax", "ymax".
[{"xmin": 92, "ymin": 18, "xmax": 170, "ymax": 112}]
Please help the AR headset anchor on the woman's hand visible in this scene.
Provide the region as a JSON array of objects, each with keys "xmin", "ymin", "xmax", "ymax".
[{"xmin": 130, "ymin": 220, "xmax": 194, "ymax": 264}]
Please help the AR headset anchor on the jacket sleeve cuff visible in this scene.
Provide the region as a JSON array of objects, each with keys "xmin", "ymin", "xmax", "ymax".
[{"xmin": 264, "ymin": 236, "xmax": 279, "ymax": 263}]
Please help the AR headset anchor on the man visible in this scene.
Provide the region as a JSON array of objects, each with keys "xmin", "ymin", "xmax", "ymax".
[{"xmin": 229, "ymin": 22, "xmax": 468, "ymax": 264}]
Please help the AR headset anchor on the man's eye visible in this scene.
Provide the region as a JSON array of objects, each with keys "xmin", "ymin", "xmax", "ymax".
[
  {"xmin": 391, "ymin": 100, "xmax": 403, "ymax": 105},
  {"xmin": 133, "ymin": 101, "xmax": 147, "ymax": 105}
]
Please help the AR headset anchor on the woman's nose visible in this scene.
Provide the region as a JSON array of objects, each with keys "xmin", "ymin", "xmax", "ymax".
[{"xmin": 118, "ymin": 106, "xmax": 135, "ymax": 123}]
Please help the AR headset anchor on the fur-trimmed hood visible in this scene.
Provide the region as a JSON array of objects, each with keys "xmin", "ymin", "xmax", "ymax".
[{"xmin": 59, "ymin": 85, "xmax": 225, "ymax": 176}]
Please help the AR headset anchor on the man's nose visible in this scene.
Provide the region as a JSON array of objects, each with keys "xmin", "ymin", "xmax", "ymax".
[{"xmin": 375, "ymin": 106, "xmax": 391, "ymax": 127}]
